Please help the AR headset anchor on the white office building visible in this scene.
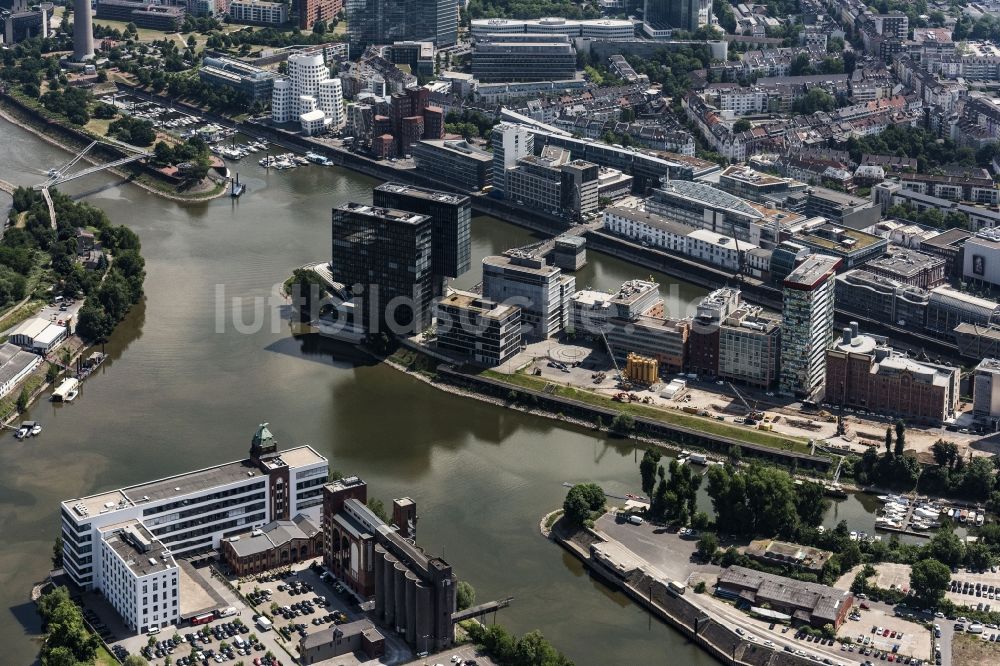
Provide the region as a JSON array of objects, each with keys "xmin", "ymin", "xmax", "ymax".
[
  {"xmin": 99, "ymin": 521, "xmax": 180, "ymax": 633},
  {"xmin": 603, "ymin": 206, "xmax": 758, "ymax": 272},
  {"xmin": 272, "ymin": 52, "xmax": 343, "ymax": 133},
  {"xmin": 491, "ymin": 122, "xmax": 534, "ymax": 193},
  {"xmin": 482, "ymin": 253, "xmax": 575, "ymax": 340},
  {"xmin": 779, "ymin": 254, "xmax": 841, "ymax": 398},
  {"xmin": 61, "ymin": 424, "xmax": 328, "ymax": 631},
  {"xmin": 271, "ymin": 79, "xmax": 292, "ymax": 123}
]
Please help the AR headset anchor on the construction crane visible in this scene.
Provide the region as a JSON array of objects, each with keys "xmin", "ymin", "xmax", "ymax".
[
  {"xmin": 598, "ymin": 328, "xmax": 630, "ymax": 390},
  {"xmin": 728, "ymin": 382, "xmax": 763, "ymax": 423}
]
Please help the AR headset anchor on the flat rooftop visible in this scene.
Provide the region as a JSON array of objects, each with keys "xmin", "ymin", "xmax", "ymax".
[
  {"xmin": 484, "ymin": 253, "xmax": 560, "ymax": 277},
  {"xmin": 335, "ymin": 202, "xmax": 431, "ymax": 225},
  {"xmin": 102, "ymin": 520, "xmax": 176, "ymax": 578},
  {"xmin": 375, "ymin": 181, "xmax": 468, "ymax": 205},
  {"xmin": 63, "ymin": 445, "xmax": 326, "ymax": 520},
  {"xmin": 785, "ymin": 254, "xmax": 841, "ymax": 289},
  {"xmin": 865, "ymin": 248, "xmax": 943, "ymax": 278},
  {"xmin": 440, "ymin": 290, "xmax": 518, "ymax": 318}
]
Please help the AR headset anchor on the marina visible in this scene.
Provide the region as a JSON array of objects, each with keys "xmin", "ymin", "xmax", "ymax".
[{"xmin": 873, "ymin": 493, "xmax": 984, "ymax": 538}]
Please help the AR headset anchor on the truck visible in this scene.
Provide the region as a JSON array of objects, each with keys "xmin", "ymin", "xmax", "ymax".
[
  {"xmin": 668, "ymin": 581, "xmax": 687, "ymax": 596},
  {"xmin": 255, "ymin": 616, "xmax": 273, "ymax": 632}
]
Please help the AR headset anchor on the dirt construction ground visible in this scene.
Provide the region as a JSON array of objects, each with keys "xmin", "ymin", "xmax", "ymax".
[
  {"xmin": 495, "ymin": 337, "xmax": 985, "ymax": 461},
  {"xmin": 951, "ymin": 632, "xmax": 1000, "ymax": 666}
]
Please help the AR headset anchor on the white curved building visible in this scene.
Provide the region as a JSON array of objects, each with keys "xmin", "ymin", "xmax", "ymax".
[
  {"xmin": 271, "ymin": 79, "xmax": 292, "ymax": 123},
  {"xmin": 271, "ymin": 52, "xmax": 344, "ymax": 133}
]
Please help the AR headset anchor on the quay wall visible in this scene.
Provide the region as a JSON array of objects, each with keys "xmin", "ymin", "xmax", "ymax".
[
  {"xmin": 551, "ymin": 522, "xmax": 814, "ymax": 666},
  {"xmin": 434, "ymin": 364, "xmax": 833, "ymax": 473}
]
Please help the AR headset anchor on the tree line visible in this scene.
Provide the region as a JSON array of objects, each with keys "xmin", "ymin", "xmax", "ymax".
[
  {"xmin": 37, "ymin": 586, "xmax": 101, "ymax": 666},
  {"xmin": 465, "ymin": 621, "xmax": 574, "ymax": 666}
]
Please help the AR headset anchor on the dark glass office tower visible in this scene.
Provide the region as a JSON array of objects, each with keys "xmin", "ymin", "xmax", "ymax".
[
  {"xmin": 372, "ymin": 182, "xmax": 471, "ymax": 285},
  {"xmin": 644, "ymin": 0, "xmax": 697, "ymax": 31},
  {"xmin": 331, "ymin": 203, "xmax": 434, "ymax": 334},
  {"xmin": 346, "ymin": 0, "xmax": 457, "ymax": 50}
]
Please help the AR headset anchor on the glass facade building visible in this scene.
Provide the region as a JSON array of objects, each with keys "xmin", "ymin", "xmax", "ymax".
[
  {"xmin": 345, "ymin": 0, "xmax": 457, "ymax": 50},
  {"xmin": 331, "ymin": 203, "xmax": 435, "ymax": 334}
]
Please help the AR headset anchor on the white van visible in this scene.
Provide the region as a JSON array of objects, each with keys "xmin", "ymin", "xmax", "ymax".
[
  {"xmin": 628, "ymin": 514, "xmax": 644, "ymax": 526},
  {"xmin": 255, "ymin": 616, "xmax": 273, "ymax": 632}
]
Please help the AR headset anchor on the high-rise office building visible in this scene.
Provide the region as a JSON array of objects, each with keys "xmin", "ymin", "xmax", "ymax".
[
  {"xmin": 643, "ymin": 0, "xmax": 710, "ymax": 32},
  {"xmin": 372, "ymin": 182, "xmax": 472, "ymax": 281},
  {"xmin": 482, "ymin": 253, "xmax": 576, "ymax": 340},
  {"xmin": 491, "ymin": 123, "xmax": 534, "ymax": 193},
  {"xmin": 331, "ymin": 203, "xmax": 434, "ymax": 333},
  {"xmin": 779, "ymin": 254, "xmax": 841, "ymax": 398},
  {"xmin": 345, "ymin": 0, "xmax": 457, "ymax": 51},
  {"xmin": 471, "ymin": 34, "xmax": 577, "ymax": 83},
  {"xmin": 73, "ymin": 0, "xmax": 94, "ymax": 60}
]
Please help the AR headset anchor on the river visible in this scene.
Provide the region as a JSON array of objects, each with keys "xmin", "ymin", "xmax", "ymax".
[{"xmin": 0, "ymin": 116, "xmax": 886, "ymax": 666}]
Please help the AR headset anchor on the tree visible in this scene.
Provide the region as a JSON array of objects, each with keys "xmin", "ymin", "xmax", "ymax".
[
  {"xmin": 366, "ymin": 498, "xmax": 389, "ymax": 523},
  {"xmin": 52, "ymin": 535, "xmax": 63, "ymax": 568},
  {"xmin": 794, "ymin": 481, "xmax": 830, "ymax": 528},
  {"xmin": 733, "ymin": 119, "xmax": 752, "ymax": 133},
  {"xmin": 562, "ymin": 483, "xmax": 606, "ymax": 527},
  {"xmin": 966, "ymin": 541, "xmax": 993, "ymax": 572},
  {"xmin": 894, "ymin": 420, "xmax": 906, "ymax": 457},
  {"xmin": 926, "ymin": 528, "xmax": 965, "ymax": 568},
  {"xmin": 910, "ymin": 558, "xmax": 952, "ymax": 608},
  {"xmin": 639, "ymin": 448, "xmax": 661, "ymax": 497},
  {"xmin": 77, "ymin": 301, "xmax": 114, "ymax": 341},
  {"xmin": 696, "ymin": 532, "xmax": 719, "ymax": 561},
  {"xmin": 16, "ymin": 386, "xmax": 29, "ymax": 412},
  {"xmin": 609, "ymin": 413, "xmax": 635, "ymax": 436},
  {"xmin": 884, "ymin": 426, "xmax": 893, "ymax": 457},
  {"xmin": 124, "ymin": 656, "xmax": 150, "ymax": 666},
  {"xmin": 959, "ymin": 457, "xmax": 995, "ymax": 500},
  {"xmin": 931, "ymin": 440, "xmax": 959, "ymax": 469},
  {"xmin": 456, "ymin": 581, "xmax": 476, "ymax": 611}
]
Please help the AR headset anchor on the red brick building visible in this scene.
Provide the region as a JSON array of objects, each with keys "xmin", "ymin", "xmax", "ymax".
[
  {"xmin": 423, "ymin": 105, "xmax": 444, "ymax": 139},
  {"xmin": 221, "ymin": 514, "xmax": 322, "ymax": 576},
  {"xmin": 400, "ymin": 116, "xmax": 424, "ymax": 156},
  {"xmin": 298, "ymin": 0, "xmax": 341, "ymax": 31},
  {"xmin": 373, "ymin": 134, "xmax": 395, "ymax": 160},
  {"xmin": 824, "ymin": 326, "xmax": 960, "ymax": 423}
]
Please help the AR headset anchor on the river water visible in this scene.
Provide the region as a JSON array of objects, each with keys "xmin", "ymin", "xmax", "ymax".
[{"xmin": 0, "ymin": 117, "xmax": 883, "ymax": 665}]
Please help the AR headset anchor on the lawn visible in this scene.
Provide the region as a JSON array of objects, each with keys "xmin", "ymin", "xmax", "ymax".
[
  {"xmin": 480, "ymin": 369, "xmax": 811, "ymax": 454},
  {"xmin": 93, "ymin": 644, "xmax": 117, "ymax": 666}
]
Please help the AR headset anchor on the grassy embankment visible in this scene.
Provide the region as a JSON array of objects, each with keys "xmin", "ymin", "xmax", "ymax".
[{"xmin": 480, "ymin": 368, "xmax": 811, "ymax": 454}]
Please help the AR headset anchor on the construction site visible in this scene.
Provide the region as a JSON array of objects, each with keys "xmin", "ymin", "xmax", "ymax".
[{"xmin": 509, "ymin": 336, "xmax": 984, "ymax": 463}]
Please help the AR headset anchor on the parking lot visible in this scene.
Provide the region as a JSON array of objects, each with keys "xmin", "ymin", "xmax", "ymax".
[
  {"xmin": 240, "ymin": 559, "xmax": 412, "ymax": 665},
  {"xmin": 946, "ymin": 568, "xmax": 1000, "ymax": 607},
  {"xmin": 837, "ymin": 608, "xmax": 931, "ymax": 662},
  {"xmin": 37, "ymin": 296, "xmax": 82, "ymax": 331},
  {"xmin": 102, "ymin": 558, "xmax": 292, "ymax": 666},
  {"xmin": 593, "ymin": 511, "xmax": 706, "ymax": 581}
]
